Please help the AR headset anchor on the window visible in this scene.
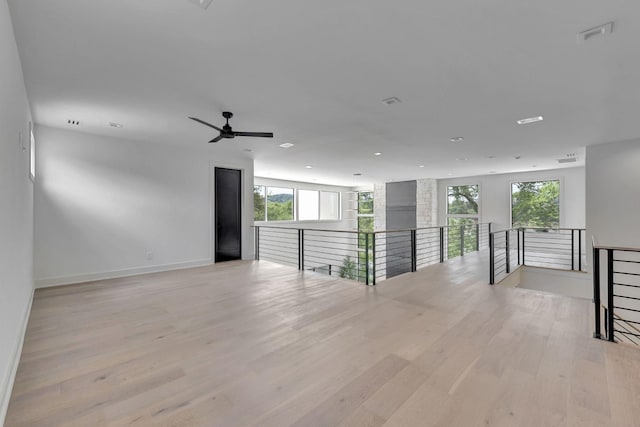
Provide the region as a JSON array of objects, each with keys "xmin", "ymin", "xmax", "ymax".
[
  {"xmin": 511, "ymin": 180, "xmax": 559, "ymax": 228},
  {"xmin": 447, "ymin": 185, "xmax": 479, "ymax": 258},
  {"xmin": 320, "ymin": 191, "xmax": 340, "ymax": 220},
  {"xmin": 298, "ymin": 190, "xmax": 319, "ymax": 220},
  {"xmin": 357, "ymin": 191, "xmax": 374, "ymax": 283},
  {"xmin": 267, "ymin": 187, "xmax": 294, "ymax": 221},
  {"xmin": 254, "ymin": 185, "xmax": 341, "ymax": 222},
  {"xmin": 253, "ymin": 186, "xmax": 266, "ymax": 221}
]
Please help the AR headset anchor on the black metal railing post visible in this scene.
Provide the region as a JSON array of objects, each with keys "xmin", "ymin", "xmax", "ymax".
[
  {"xmin": 411, "ymin": 229, "xmax": 417, "ymax": 272},
  {"xmin": 571, "ymin": 229, "xmax": 575, "ymax": 271},
  {"xmin": 522, "ymin": 229, "xmax": 526, "ymax": 266},
  {"xmin": 489, "ymin": 233, "xmax": 495, "ymax": 285},
  {"xmin": 475, "ymin": 224, "xmax": 480, "ymax": 252},
  {"xmin": 578, "ymin": 230, "xmax": 583, "ymax": 271},
  {"xmin": 372, "ymin": 233, "xmax": 376, "ymax": 286},
  {"xmin": 607, "ymin": 249, "xmax": 615, "ymax": 342},
  {"xmin": 505, "ymin": 230, "xmax": 510, "ymax": 274},
  {"xmin": 593, "ymin": 245, "xmax": 602, "ymax": 339},
  {"xmin": 298, "ymin": 229, "xmax": 304, "ymax": 270},
  {"xmin": 365, "ymin": 233, "xmax": 370, "ymax": 285},
  {"xmin": 255, "ymin": 226, "xmax": 260, "ymax": 260},
  {"xmin": 460, "ymin": 225, "xmax": 465, "ymax": 257},
  {"xmin": 439, "ymin": 227, "xmax": 444, "ymax": 263},
  {"xmin": 517, "ymin": 228, "xmax": 521, "ymax": 265}
]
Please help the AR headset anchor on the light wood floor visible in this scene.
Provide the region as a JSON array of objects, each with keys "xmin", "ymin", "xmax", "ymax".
[{"xmin": 6, "ymin": 253, "xmax": 640, "ymax": 426}]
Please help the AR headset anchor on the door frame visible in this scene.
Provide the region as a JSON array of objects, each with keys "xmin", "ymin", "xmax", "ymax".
[{"xmin": 209, "ymin": 161, "xmax": 250, "ymax": 263}]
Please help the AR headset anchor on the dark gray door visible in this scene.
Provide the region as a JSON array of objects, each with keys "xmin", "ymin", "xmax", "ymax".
[{"xmin": 215, "ymin": 168, "xmax": 242, "ymax": 262}]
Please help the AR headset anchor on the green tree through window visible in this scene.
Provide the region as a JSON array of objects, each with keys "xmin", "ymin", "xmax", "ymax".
[
  {"xmin": 253, "ymin": 186, "xmax": 266, "ymax": 221},
  {"xmin": 511, "ymin": 180, "xmax": 559, "ymax": 228},
  {"xmin": 447, "ymin": 185, "xmax": 479, "ymax": 258}
]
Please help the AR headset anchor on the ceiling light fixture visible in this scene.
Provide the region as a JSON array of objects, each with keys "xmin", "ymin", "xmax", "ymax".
[
  {"xmin": 578, "ymin": 22, "xmax": 614, "ymax": 43},
  {"xmin": 374, "ymin": 152, "xmax": 382, "ymax": 156},
  {"xmin": 188, "ymin": 0, "xmax": 214, "ymax": 10},
  {"xmin": 418, "ymin": 165, "xmax": 425, "ymax": 168},
  {"xmin": 516, "ymin": 116, "xmax": 543, "ymax": 125},
  {"xmin": 450, "ymin": 137, "xmax": 464, "ymax": 143},
  {"xmin": 305, "ymin": 165, "xmax": 312, "ymax": 169},
  {"xmin": 108, "ymin": 122, "xmax": 123, "ymax": 128},
  {"xmin": 381, "ymin": 97, "xmax": 401, "ymax": 106},
  {"xmin": 279, "ymin": 143, "xmax": 294, "ymax": 148}
]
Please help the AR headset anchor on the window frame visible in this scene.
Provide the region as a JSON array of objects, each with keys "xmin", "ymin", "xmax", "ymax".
[
  {"xmin": 253, "ymin": 185, "xmax": 342, "ymax": 223},
  {"xmin": 509, "ymin": 178, "xmax": 561, "ymax": 229}
]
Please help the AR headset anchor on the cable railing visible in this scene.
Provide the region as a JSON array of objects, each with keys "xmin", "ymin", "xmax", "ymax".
[
  {"xmin": 593, "ymin": 239, "xmax": 640, "ymax": 347},
  {"xmin": 489, "ymin": 227, "xmax": 587, "ymax": 284},
  {"xmin": 255, "ymin": 223, "xmax": 492, "ymax": 285}
]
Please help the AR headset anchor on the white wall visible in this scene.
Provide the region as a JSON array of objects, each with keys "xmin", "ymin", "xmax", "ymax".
[
  {"xmin": 254, "ymin": 177, "xmax": 355, "ymax": 230},
  {"xmin": 34, "ymin": 126, "xmax": 254, "ymax": 287},
  {"xmin": 586, "ymin": 139, "xmax": 640, "ymax": 248},
  {"xmin": 0, "ymin": 0, "xmax": 34, "ymax": 422},
  {"xmin": 438, "ymin": 167, "xmax": 585, "ymax": 230}
]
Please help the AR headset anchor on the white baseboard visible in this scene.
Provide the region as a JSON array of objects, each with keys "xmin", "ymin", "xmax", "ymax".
[
  {"xmin": 0, "ymin": 288, "xmax": 34, "ymax": 426},
  {"xmin": 35, "ymin": 259, "xmax": 213, "ymax": 289}
]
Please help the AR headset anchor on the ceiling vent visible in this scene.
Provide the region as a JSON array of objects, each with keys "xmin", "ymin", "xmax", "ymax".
[
  {"xmin": 381, "ymin": 97, "xmax": 401, "ymax": 106},
  {"xmin": 67, "ymin": 120, "xmax": 80, "ymax": 125},
  {"xmin": 578, "ymin": 22, "xmax": 614, "ymax": 43},
  {"xmin": 558, "ymin": 157, "xmax": 577, "ymax": 164},
  {"xmin": 188, "ymin": 0, "xmax": 214, "ymax": 10}
]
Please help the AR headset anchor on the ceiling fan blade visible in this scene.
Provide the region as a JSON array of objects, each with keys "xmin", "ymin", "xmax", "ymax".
[
  {"xmin": 189, "ymin": 117, "xmax": 223, "ymax": 132},
  {"xmin": 209, "ymin": 135, "xmax": 224, "ymax": 143},
  {"xmin": 233, "ymin": 131, "xmax": 274, "ymax": 138}
]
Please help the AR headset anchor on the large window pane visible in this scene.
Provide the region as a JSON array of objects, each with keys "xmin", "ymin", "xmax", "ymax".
[
  {"xmin": 267, "ymin": 187, "xmax": 294, "ymax": 221},
  {"xmin": 253, "ymin": 185, "xmax": 266, "ymax": 221},
  {"xmin": 298, "ymin": 190, "xmax": 319, "ymax": 220},
  {"xmin": 447, "ymin": 185, "xmax": 479, "ymax": 215},
  {"xmin": 511, "ymin": 180, "xmax": 559, "ymax": 228},
  {"xmin": 320, "ymin": 191, "xmax": 340, "ymax": 220}
]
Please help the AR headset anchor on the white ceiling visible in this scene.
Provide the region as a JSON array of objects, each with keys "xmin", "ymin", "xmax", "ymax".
[{"xmin": 8, "ymin": 0, "xmax": 640, "ymax": 186}]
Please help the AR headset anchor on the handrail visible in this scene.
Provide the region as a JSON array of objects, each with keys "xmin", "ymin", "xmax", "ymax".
[
  {"xmin": 592, "ymin": 238, "xmax": 640, "ymax": 345},
  {"xmin": 255, "ymin": 223, "xmax": 492, "ymax": 286},
  {"xmin": 489, "ymin": 227, "xmax": 587, "ymax": 284},
  {"xmin": 254, "ymin": 223, "xmax": 492, "ymax": 235}
]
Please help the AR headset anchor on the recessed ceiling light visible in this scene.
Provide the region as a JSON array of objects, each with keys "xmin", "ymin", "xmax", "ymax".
[
  {"xmin": 188, "ymin": 0, "xmax": 214, "ymax": 10},
  {"xmin": 516, "ymin": 116, "xmax": 544, "ymax": 125},
  {"xmin": 305, "ymin": 165, "xmax": 312, "ymax": 169},
  {"xmin": 108, "ymin": 122, "xmax": 123, "ymax": 128},
  {"xmin": 450, "ymin": 137, "xmax": 464, "ymax": 143},
  {"xmin": 418, "ymin": 165, "xmax": 425, "ymax": 168},
  {"xmin": 578, "ymin": 22, "xmax": 614, "ymax": 43},
  {"xmin": 381, "ymin": 97, "xmax": 401, "ymax": 106},
  {"xmin": 374, "ymin": 152, "xmax": 382, "ymax": 156},
  {"xmin": 279, "ymin": 143, "xmax": 294, "ymax": 148}
]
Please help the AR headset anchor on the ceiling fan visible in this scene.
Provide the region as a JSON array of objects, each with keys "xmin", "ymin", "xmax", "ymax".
[{"xmin": 189, "ymin": 112, "xmax": 274, "ymax": 143}]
